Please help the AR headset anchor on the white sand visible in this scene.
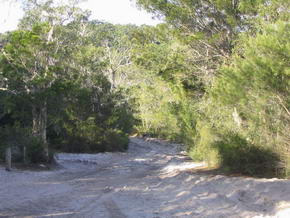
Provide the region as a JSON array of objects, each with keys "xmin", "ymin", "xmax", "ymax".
[{"xmin": 0, "ymin": 137, "xmax": 289, "ymax": 217}]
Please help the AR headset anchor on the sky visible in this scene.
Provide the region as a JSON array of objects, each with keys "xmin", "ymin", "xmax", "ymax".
[
  {"xmin": 0, "ymin": 1, "xmax": 24, "ymax": 33},
  {"xmin": 0, "ymin": 0, "xmax": 161, "ymax": 33}
]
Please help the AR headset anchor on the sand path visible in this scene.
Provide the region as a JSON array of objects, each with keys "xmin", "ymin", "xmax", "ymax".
[{"xmin": 0, "ymin": 137, "xmax": 290, "ymax": 218}]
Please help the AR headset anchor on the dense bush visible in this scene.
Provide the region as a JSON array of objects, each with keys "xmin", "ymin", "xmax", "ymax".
[
  {"xmin": 45, "ymin": 84, "xmax": 133, "ymax": 153},
  {"xmin": 52, "ymin": 125, "xmax": 130, "ymax": 153},
  {"xmin": 131, "ymin": 77, "xmax": 181, "ymax": 141},
  {"xmin": 214, "ymin": 133, "xmax": 281, "ymax": 177},
  {"xmin": 103, "ymin": 129, "xmax": 129, "ymax": 152},
  {"xmin": 24, "ymin": 136, "xmax": 47, "ymax": 163},
  {"xmin": 1, "ymin": 0, "xmax": 289, "ymax": 179},
  {"xmin": 189, "ymin": 123, "xmax": 286, "ymax": 177},
  {"xmin": 186, "ymin": 21, "xmax": 290, "ymax": 178},
  {"xmin": 188, "ymin": 122, "xmax": 219, "ymax": 166}
]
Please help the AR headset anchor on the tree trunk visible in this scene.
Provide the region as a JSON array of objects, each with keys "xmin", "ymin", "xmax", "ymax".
[
  {"xmin": 5, "ymin": 147, "xmax": 12, "ymax": 171},
  {"xmin": 113, "ymin": 70, "xmax": 116, "ymax": 88},
  {"xmin": 32, "ymin": 100, "xmax": 48, "ymax": 161},
  {"xmin": 23, "ymin": 145, "xmax": 27, "ymax": 164},
  {"xmin": 110, "ymin": 69, "xmax": 116, "ymax": 90}
]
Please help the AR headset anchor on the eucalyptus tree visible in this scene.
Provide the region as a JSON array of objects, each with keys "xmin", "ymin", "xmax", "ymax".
[
  {"xmin": 87, "ymin": 23, "xmax": 138, "ymax": 90},
  {"xmin": 135, "ymin": 0, "xmax": 289, "ymax": 83},
  {"xmin": 135, "ymin": 0, "xmax": 279, "ymax": 49},
  {"xmin": 0, "ymin": 0, "xmax": 94, "ymax": 158}
]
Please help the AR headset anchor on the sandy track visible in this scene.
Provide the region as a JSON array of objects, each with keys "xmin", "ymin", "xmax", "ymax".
[{"xmin": 0, "ymin": 137, "xmax": 290, "ymax": 218}]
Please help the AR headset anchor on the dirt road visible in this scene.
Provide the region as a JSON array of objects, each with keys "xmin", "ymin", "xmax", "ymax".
[{"xmin": 0, "ymin": 138, "xmax": 290, "ymax": 218}]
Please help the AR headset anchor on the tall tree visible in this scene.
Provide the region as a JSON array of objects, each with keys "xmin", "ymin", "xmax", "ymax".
[
  {"xmin": 0, "ymin": 0, "xmax": 92, "ymax": 158},
  {"xmin": 135, "ymin": 0, "xmax": 289, "ymax": 83}
]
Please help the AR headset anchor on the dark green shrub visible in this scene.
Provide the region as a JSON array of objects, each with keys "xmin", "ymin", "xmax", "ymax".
[
  {"xmin": 47, "ymin": 84, "xmax": 134, "ymax": 154},
  {"xmin": 25, "ymin": 136, "xmax": 46, "ymax": 163},
  {"xmin": 214, "ymin": 133, "xmax": 281, "ymax": 177},
  {"xmin": 62, "ymin": 135, "xmax": 105, "ymax": 153},
  {"xmin": 207, "ymin": 21, "xmax": 290, "ymax": 178},
  {"xmin": 103, "ymin": 129, "xmax": 129, "ymax": 152}
]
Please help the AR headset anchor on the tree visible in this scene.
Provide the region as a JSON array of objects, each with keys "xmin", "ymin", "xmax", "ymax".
[
  {"xmin": 86, "ymin": 23, "xmax": 138, "ymax": 90},
  {"xmin": 135, "ymin": 0, "xmax": 289, "ymax": 83},
  {"xmin": 122, "ymin": 24, "xmax": 197, "ymax": 139},
  {"xmin": 0, "ymin": 0, "xmax": 92, "ymax": 159}
]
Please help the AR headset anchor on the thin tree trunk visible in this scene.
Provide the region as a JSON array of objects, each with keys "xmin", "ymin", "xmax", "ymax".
[
  {"xmin": 23, "ymin": 145, "xmax": 27, "ymax": 164},
  {"xmin": 111, "ymin": 69, "xmax": 116, "ymax": 90},
  {"xmin": 42, "ymin": 100, "xmax": 48, "ymax": 160},
  {"xmin": 5, "ymin": 146, "xmax": 12, "ymax": 171},
  {"xmin": 32, "ymin": 99, "xmax": 48, "ymax": 161}
]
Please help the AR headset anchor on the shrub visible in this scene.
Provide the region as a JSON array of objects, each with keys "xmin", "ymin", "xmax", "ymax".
[
  {"xmin": 188, "ymin": 123, "xmax": 219, "ymax": 167},
  {"xmin": 25, "ymin": 136, "xmax": 46, "ymax": 163},
  {"xmin": 103, "ymin": 129, "xmax": 129, "ymax": 152},
  {"xmin": 214, "ymin": 133, "xmax": 281, "ymax": 177},
  {"xmin": 199, "ymin": 20, "xmax": 290, "ymax": 178}
]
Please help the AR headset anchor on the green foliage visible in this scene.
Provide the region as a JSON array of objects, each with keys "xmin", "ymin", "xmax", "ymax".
[
  {"xmin": 196, "ymin": 20, "xmax": 290, "ymax": 177},
  {"xmin": 25, "ymin": 136, "xmax": 47, "ymax": 163},
  {"xmin": 214, "ymin": 133, "xmax": 281, "ymax": 177},
  {"xmin": 132, "ymin": 2, "xmax": 290, "ymax": 178},
  {"xmin": 129, "ymin": 24, "xmax": 201, "ymax": 142},
  {"xmin": 0, "ymin": 1, "xmax": 136, "ymax": 157},
  {"xmin": 135, "ymin": 0, "xmax": 268, "ymax": 57},
  {"xmin": 1, "ymin": 0, "xmax": 289, "ymax": 179},
  {"xmin": 212, "ymin": 21, "xmax": 290, "ymax": 105},
  {"xmin": 131, "ymin": 24, "xmax": 193, "ymax": 84},
  {"xmin": 188, "ymin": 122, "xmax": 219, "ymax": 166},
  {"xmin": 103, "ymin": 129, "xmax": 129, "ymax": 152},
  {"xmin": 46, "ymin": 82, "xmax": 133, "ymax": 153},
  {"xmin": 131, "ymin": 77, "xmax": 180, "ymax": 140}
]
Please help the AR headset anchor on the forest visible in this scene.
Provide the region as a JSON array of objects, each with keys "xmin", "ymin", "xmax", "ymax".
[{"xmin": 0, "ymin": 0, "xmax": 289, "ymax": 178}]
